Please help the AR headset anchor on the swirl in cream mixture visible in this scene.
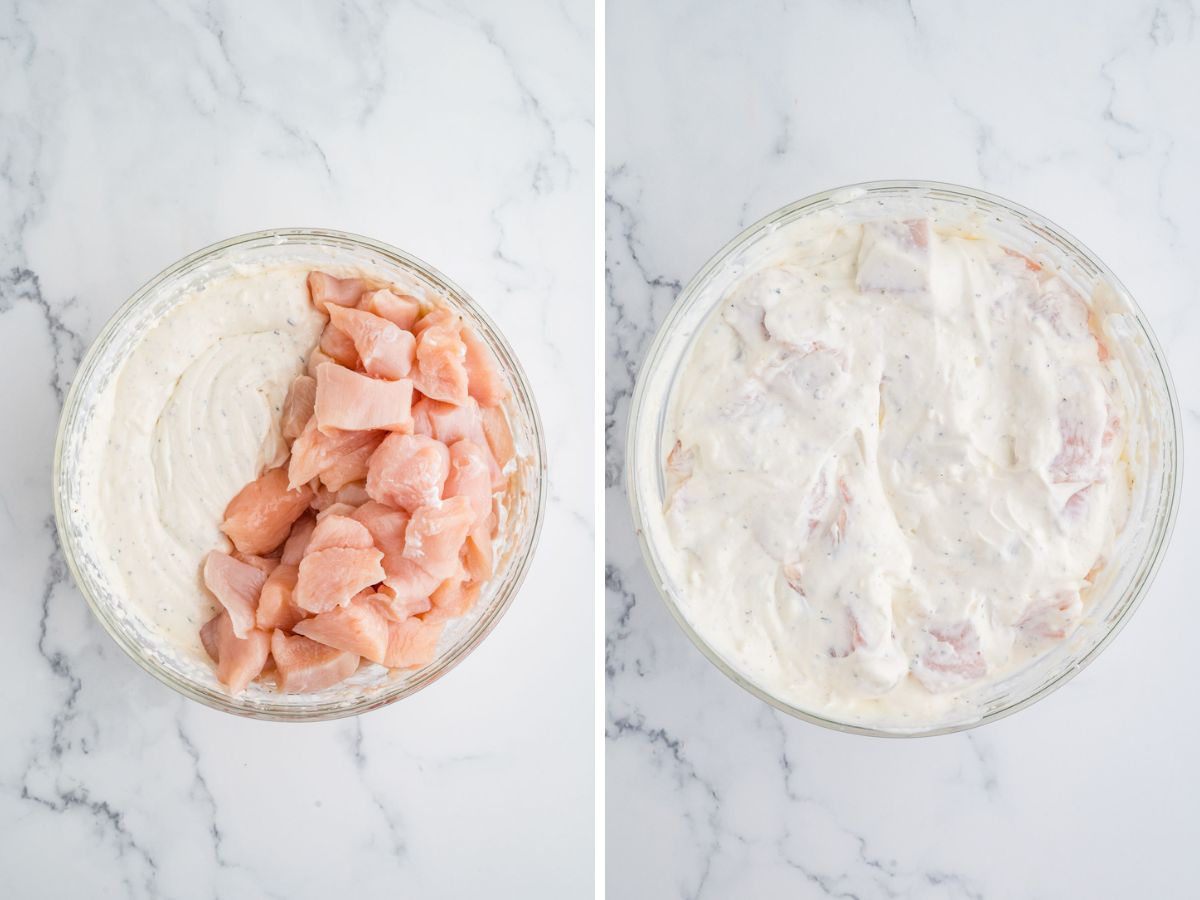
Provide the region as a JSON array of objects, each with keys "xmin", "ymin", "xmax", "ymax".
[{"xmin": 80, "ymin": 264, "xmax": 325, "ymax": 660}]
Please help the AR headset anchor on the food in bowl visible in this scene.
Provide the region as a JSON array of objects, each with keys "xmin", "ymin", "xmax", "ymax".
[
  {"xmin": 194, "ymin": 270, "xmax": 514, "ymax": 694},
  {"xmin": 68, "ymin": 237, "xmax": 534, "ymax": 708},
  {"xmin": 635, "ymin": 187, "xmax": 1176, "ymax": 733}
]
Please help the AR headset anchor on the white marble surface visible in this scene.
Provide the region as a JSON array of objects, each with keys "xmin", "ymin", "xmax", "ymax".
[
  {"xmin": 607, "ymin": 1, "xmax": 1197, "ymax": 897},
  {"xmin": 1, "ymin": 1, "xmax": 593, "ymax": 897}
]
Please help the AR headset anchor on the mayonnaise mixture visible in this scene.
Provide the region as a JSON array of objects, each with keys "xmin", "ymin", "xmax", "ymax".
[
  {"xmin": 663, "ymin": 219, "xmax": 1133, "ymax": 728},
  {"xmin": 78, "ymin": 264, "xmax": 325, "ymax": 661}
]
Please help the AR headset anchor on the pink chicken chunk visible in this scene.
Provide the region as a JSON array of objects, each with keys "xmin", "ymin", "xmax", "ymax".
[{"xmin": 194, "ymin": 269, "xmax": 516, "ymax": 695}]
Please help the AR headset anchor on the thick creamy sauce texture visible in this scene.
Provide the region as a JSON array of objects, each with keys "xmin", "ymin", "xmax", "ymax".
[
  {"xmin": 664, "ymin": 219, "xmax": 1131, "ymax": 727},
  {"xmin": 80, "ymin": 264, "xmax": 326, "ymax": 661}
]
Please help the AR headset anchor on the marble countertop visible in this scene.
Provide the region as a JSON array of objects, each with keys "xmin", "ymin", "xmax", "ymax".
[
  {"xmin": 606, "ymin": 1, "xmax": 1198, "ymax": 897},
  {"xmin": 1, "ymin": 1, "xmax": 593, "ymax": 897}
]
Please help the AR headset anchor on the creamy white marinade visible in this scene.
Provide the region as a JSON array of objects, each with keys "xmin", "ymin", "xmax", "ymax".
[
  {"xmin": 662, "ymin": 218, "xmax": 1133, "ymax": 727},
  {"xmin": 78, "ymin": 264, "xmax": 326, "ymax": 661}
]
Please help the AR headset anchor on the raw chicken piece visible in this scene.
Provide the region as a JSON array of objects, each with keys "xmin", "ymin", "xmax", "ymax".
[
  {"xmin": 192, "ymin": 268, "xmax": 516, "ymax": 695},
  {"xmin": 203, "ymin": 550, "xmax": 268, "ymax": 638},
  {"xmin": 281, "ymin": 374, "xmax": 317, "ymax": 441},
  {"xmin": 288, "ymin": 418, "xmax": 385, "ymax": 488},
  {"xmin": 352, "ymin": 501, "xmax": 410, "ymax": 558},
  {"xmin": 314, "ymin": 363, "xmax": 413, "ymax": 434},
  {"xmin": 317, "ymin": 430, "xmax": 385, "ymax": 491},
  {"xmin": 366, "ymin": 433, "xmax": 450, "ymax": 512},
  {"xmin": 293, "ymin": 546, "xmax": 385, "ymax": 614},
  {"xmin": 221, "ymin": 465, "xmax": 313, "ymax": 556},
  {"xmin": 1030, "ymin": 278, "xmax": 1095, "ymax": 348},
  {"xmin": 856, "ymin": 219, "xmax": 931, "ymax": 293},
  {"xmin": 200, "ymin": 611, "xmax": 271, "ymax": 695},
  {"xmin": 911, "ymin": 622, "xmax": 987, "ymax": 692},
  {"xmin": 328, "ymin": 305, "xmax": 416, "ymax": 380},
  {"xmin": 232, "ymin": 552, "xmax": 280, "ymax": 576},
  {"xmin": 308, "ymin": 271, "xmax": 371, "ymax": 313},
  {"xmin": 370, "ymin": 583, "xmax": 432, "ymax": 621},
  {"xmin": 383, "ymin": 617, "xmax": 445, "ymax": 669},
  {"xmin": 316, "ymin": 502, "xmax": 358, "ymax": 520},
  {"xmin": 412, "ymin": 396, "xmax": 504, "ymax": 488},
  {"xmin": 461, "ymin": 326, "xmax": 507, "ymax": 407},
  {"xmin": 319, "ymin": 320, "xmax": 359, "ymax": 368},
  {"xmin": 411, "ymin": 314, "xmax": 469, "ymax": 404},
  {"xmin": 350, "ymin": 502, "xmax": 437, "ymax": 611},
  {"xmin": 1018, "ymin": 591, "xmax": 1083, "ymax": 640},
  {"xmin": 423, "ymin": 576, "xmax": 481, "ymax": 624},
  {"xmin": 271, "ymin": 629, "xmax": 360, "ymax": 693},
  {"xmin": 461, "ymin": 514, "xmax": 495, "ymax": 582},
  {"xmin": 480, "ymin": 405, "xmax": 515, "ymax": 469},
  {"xmin": 306, "ymin": 513, "xmax": 376, "ymax": 553},
  {"xmin": 333, "ymin": 482, "xmax": 371, "ymax": 506},
  {"xmin": 360, "ymin": 288, "xmax": 421, "ymax": 331},
  {"xmin": 380, "ymin": 558, "xmax": 442, "ymax": 609},
  {"xmin": 411, "ymin": 396, "xmax": 485, "ymax": 444},
  {"xmin": 402, "ymin": 496, "xmax": 474, "ymax": 580},
  {"xmin": 1048, "ymin": 392, "xmax": 1117, "ymax": 485},
  {"xmin": 413, "ymin": 307, "xmax": 460, "ymax": 336},
  {"xmin": 256, "ymin": 563, "xmax": 305, "ymax": 631},
  {"xmin": 665, "ymin": 440, "xmax": 695, "ymax": 493},
  {"xmin": 281, "ymin": 514, "xmax": 317, "ymax": 566},
  {"xmin": 293, "ymin": 594, "xmax": 391, "ymax": 664},
  {"xmin": 443, "ymin": 439, "xmax": 492, "ymax": 524},
  {"xmin": 307, "ymin": 347, "xmax": 337, "ymax": 378}
]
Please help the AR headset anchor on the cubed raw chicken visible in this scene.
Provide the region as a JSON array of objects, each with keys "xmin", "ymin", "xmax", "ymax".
[
  {"xmin": 221, "ymin": 465, "xmax": 314, "ymax": 556},
  {"xmin": 360, "ymin": 288, "xmax": 421, "ymax": 331},
  {"xmin": 328, "ymin": 305, "xmax": 416, "ymax": 380},
  {"xmin": 383, "ymin": 617, "xmax": 445, "ymax": 669},
  {"xmin": 911, "ymin": 622, "xmax": 987, "ymax": 692},
  {"xmin": 256, "ymin": 563, "xmax": 305, "ymax": 631},
  {"xmin": 462, "ymin": 514, "xmax": 496, "ymax": 582},
  {"xmin": 195, "ymin": 271, "xmax": 516, "ymax": 694},
  {"xmin": 308, "ymin": 271, "xmax": 371, "ymax": 313},
  {"xmin": 203, "ymin": 550, "xmax": 268, "ymax": 638},
  {"xmin": 443, "ymin": 439, "xmax": 493, "ymax": 524},
  {"xmin": 280, "ymin": 514, "xmax": 317, "ymax": 566},
  {"xmin": 480, "ymin": 405, "xmax": 516, "ymax": 470},
  {"xmin": 281, "ymin": 374, "xmax": 317, "ymax": 441},
  {"xmin": 320, "ymin": 320, "xmax": 360, "ymax": 368},
  {"xmin": 201, "ymin": 611, "xmax": 271, "ymax": 695},
  {"xmin": 293, "ymin": 546, "xmax": 385, "ymax": 614},
  {"xmin": 366, "ymin": 433, "xmax": 450, "ymax": 512},
  {"xmin": 317, "ymin": 431, "xmax": 385, "ymax": 492},
  {"xmin": 314, "ymin": 363, "xmax": 414, "ymax": 434},
  {"xmin": 271, "ymin": 629, "xmax": 360, "ymax": 693},
  {"xmin": 306, "ymin": 513, "xmax": 376, "ymax": 553},
  {"xmin": 402, "ymin": 496, "xmax": 474, "ymax": 581},
  {"xmin": 423, "ymin": 576, "xmax": 481, "ymax": 624},
  {"xmin": 856, "ymin": 219, "xmax": 931, "ymax": 293},
  {"xmin": 288, "ymin": 418, "xmax": 385, "ymax": 489},
  {"xmin": 413, "ymin": 396, "xmax": 504, "ymax": 489},
  {"xmin": 461, "ymin": 326, "xmax": 507, "ymax": 407},
  {"xmin": 293, "ymin": 594, "xmax": 391, "ymax": 664},
  {"xmin": 412, "ymin": 314, "xmax": 469, "ymax": 404}
]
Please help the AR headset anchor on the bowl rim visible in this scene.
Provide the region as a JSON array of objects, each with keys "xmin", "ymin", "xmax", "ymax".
[
  {"xmin": 625, "ymin": 179, "xmax": 1184, "ymax": 738},
  {"xmin": 53, "ymin": 226, "xmax": 548, "ymax": 721}
]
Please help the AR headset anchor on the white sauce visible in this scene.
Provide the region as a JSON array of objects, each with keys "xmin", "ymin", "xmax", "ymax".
[
  {"xmin": 78, "ymin": 264, "xmax": 325, "ymax": 661},
  {"xmin": 663, "ymin": 219, "xmax": 1133, "ymax": 727}
]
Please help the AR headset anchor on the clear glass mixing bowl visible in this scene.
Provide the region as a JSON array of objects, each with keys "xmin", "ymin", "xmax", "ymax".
[
  {"xmin": 54, "ymin": 229, "xmax": 546, "ymax": 721},
  {"xmin": 627, "ymin": 181, "xmax": 1182, "ymax": 737}
]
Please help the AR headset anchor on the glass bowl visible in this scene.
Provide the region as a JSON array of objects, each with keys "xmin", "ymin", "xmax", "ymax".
[
  {"xmin": 54, "ymin": 228, "xmax": 546, "ymax": 721},
  {"xmin": 627, "ymin": 180, "xmax": 1182, "ymax": 737}
]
